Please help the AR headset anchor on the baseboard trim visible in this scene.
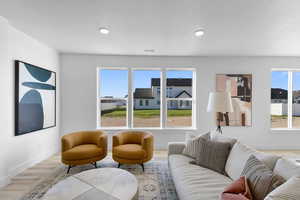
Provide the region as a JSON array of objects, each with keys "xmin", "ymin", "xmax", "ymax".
[{"xmin": 0, "ymin": 149, "xmax": 59, "ymax": 188}]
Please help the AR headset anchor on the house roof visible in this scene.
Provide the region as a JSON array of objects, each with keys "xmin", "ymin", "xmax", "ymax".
[
  {"xmin": 271, "ymin": 88, "xmax": 287, "ymax": 99},
  {"xmin": 133, "ymin": 88, "xmax": 154, "ymax": 99},
  {"xmin": 175, "ymin": 90, "xmax": 192, "ymax": 98},
  {"xmin": 151, "ymin": 78, "xmax": 192, "ymax": 87}
]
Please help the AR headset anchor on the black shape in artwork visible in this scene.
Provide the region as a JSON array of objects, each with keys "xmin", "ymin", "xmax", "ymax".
[
  {"xmin": 22, "ymin": 82, "xmax": 56, "ymax": 90},
  {"xmin": 25, "ymin": 63, "xmax": 52, "ymax": 82},
  {"xmin": 18, "ymin": 89, "xmax": 44, "ymax": 135}
]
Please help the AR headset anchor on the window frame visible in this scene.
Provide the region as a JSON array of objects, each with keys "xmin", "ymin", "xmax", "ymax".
[
  {"xmin": 97, "ymin": 67, "xmax": 129, "ymax": 129},
  {"xmin": 271, "ymin": 69, "xmax": 300, "ymax": 131},
  {"xmin": 97, "ymin": 67, "xmax": 196, "ymax": 130}
]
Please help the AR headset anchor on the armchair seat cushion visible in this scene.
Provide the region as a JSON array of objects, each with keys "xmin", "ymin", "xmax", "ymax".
[
  {"xmin": 113, "ymin": 144, "xmax": 146, "ymax": 160},
  {"xmin": 62, "ymin": 144, "xmax": 103, "ymax": 161}
]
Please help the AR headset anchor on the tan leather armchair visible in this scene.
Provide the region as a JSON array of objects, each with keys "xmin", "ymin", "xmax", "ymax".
[
  {"xmin": 112, "ymin": 131, "xmax": 153, "ymax": 171},
  {"xmin": 61, "ymin": 130, "xmax": 107, "ymax": 173}
]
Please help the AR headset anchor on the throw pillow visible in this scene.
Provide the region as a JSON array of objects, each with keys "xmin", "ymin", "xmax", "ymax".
[
  {"xmin": 265, "ymin": 176, "xmax": 300, "ymax": 200},
  {"xmin": 241, "ymin": 155, "xmax": 285, "ymax": 200},
  {"xmin": 210, "ymin": 131, "xmax": 237, "ymax": 148},
  {"xmin": 182, "ymin": 132, "xmax": 210, "ymax": 158},
  {"xmin": 221, "ymin": 176, "xmax": 253, "ymax": 200},
  {"xmin": 193, "ymin": 137, "xmax": 231, "ymax": 174}
]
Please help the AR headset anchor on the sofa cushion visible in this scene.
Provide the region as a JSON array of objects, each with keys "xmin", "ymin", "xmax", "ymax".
[
  {"xmin": 241, "ymin": 155, "xmax": 284, "ymax": 200},
  {"xmin": 273, "ymin": 158, "xmax": 300, "ymax": 181},
  {"xmin": 113, "ymin": 144, "xmax": 146, "ymax": 159},
  {"xmin": 62, "ymin": 144, "xmax": 103, "ymax": 161},
  {"xmin": 265, "ymin": 176, "xmax": 300, "ymax": 200},
  {"xmin": 194, "ymin": 137, "xmax": 231, "ymax": 174},
  {"xmin": 225, "ymin": 142, "xmax": 279, "ymax": 180},
  {"xmin": 210, "ymin": 131, "xmax": 237, "ymax": 148},
  {"xmin": 182, "ymin": 132, "xmax": 210, "ymax": 158},
  {"xmin": 169, "ymin": 154, "xmax": 232, "ymax": 200}
]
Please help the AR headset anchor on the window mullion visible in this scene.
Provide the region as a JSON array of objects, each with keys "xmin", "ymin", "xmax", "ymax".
[
  {"xmin": 128, "ymin": 68, "xmax": 133, "ymax": 128},
  {"xmin": 192, "ymin": 70, "xmax": 196, "ymax": 129},
  {"xmin": 161, "ymin": 70, "xmax": 166, "ymax": 128},
  {"xmin": 288, "ymin": 71, "xmax": 293, "ymax": 128}
]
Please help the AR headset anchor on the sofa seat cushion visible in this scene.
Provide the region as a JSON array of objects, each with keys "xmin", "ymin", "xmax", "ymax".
[
  {"xmin": 169, "ymin": 154, "xmax": 232, "ymax": 200},
  {"xmin": 62, "ymin": 144, "xmax": 103, "ymax": 161},
  {"xmin": 113, "ymin": 144, "xmax": 146, "ymax": 159}
]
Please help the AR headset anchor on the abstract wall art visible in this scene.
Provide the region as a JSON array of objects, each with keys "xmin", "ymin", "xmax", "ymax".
[
  {"xmin": 216, "ymin": 74, "xmax": 252, "ymax": 127},
  {"xmin": 15, "ymin": 60, "xmax": 56, "ymax": 136}
]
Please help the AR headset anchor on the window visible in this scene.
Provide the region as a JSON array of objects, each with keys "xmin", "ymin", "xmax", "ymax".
[
  {"xmin": 166, "ymin": 70, "xmax": 193, "ymax": 128},
  {"xmin": 271, "ymin": 70, "xmax": 300, "ymax": 129},
  {"xmin": 133, "ymin": 70, "xmax": 161, "ymax": 128},
  {"xmin": 98, "ymin": 68, "xmax": 195, "ymax": 129},
  {"xmin": 98, "ymin": 69, "xmax": 128, "ymax": 128}
]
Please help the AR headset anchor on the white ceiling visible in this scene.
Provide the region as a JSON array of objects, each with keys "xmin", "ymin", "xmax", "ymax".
[{"xmin": 1, "ymin": 0, "xmax": 300, "ymax": 56}]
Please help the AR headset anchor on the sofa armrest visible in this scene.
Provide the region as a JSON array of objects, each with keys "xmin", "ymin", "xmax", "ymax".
[
  {"xmin": 61, "ymin": 136, "xmax": 74, "ymax": 152},
  {"xmin": 168, "ymin": 142, "xmax": 186, "ymax": 156},
  {"xmin": 113, "ymin": 134, "xmax": 123, "ymax": 147}
]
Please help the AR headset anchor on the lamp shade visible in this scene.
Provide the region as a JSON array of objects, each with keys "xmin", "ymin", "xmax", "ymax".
[{"xmin": 207, "ymin": 92, "xmax": 234, "ymax": 113}]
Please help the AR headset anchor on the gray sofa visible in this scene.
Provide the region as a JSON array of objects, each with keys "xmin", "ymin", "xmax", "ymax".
[{"xmin": 168, "ymin": 140, "xmax": 300, "ymax": 200}]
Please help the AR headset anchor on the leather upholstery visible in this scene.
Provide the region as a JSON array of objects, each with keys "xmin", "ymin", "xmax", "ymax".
[
  {"xmin": 61, "ymin": 130, "xmax": 107, "ymax": 165},
  {"xmin": 112, "ymin": 131, "xmax": 153, "ymax": 164}
]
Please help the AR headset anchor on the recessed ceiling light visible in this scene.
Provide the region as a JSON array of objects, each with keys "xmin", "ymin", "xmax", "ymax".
[
  {"xmin": 194, "ymin": 29, "xmax": 204, "ymax": 37},
  {"xmin": 144, "ymin": 49, "xmax": 155, "ymax": 53},
  {"xmin": 99, "ymin": 27, "xmax": 110, "ymax": 35}
]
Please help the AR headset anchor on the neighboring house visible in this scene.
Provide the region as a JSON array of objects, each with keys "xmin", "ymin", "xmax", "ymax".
[
  {"xmin": 133, "ymin": 78, "xmax": 192, "ymax": 109},
  {"xmin": 101, "ymin": 96, "xmax": 126, "ymax": 111},
  {"xmin": 271, "ymin": 88, "xmax": 288, "ymax": 103}
]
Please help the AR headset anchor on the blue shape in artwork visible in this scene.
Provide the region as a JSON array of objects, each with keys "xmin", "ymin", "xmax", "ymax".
[
  {"xmin": 22, "ymin": 82, "xmax": 56, "ymax": 90},
  {"xmin": 25, "ymin": 63, "xmax": 52, "ymax": 82},
  {"xmin": 18, "ymin": 89, "xmax": 44, "ymax": 134}
]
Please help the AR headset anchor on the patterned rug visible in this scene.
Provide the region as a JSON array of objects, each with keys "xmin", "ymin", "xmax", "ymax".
[{"xmin": 21, "ymin": 157, "xmax": 178, "ymax": 200}]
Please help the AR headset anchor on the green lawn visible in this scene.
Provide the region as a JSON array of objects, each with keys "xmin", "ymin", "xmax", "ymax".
[
  {"xmin": 271, "ymin": 115, "xmax": 287, "ymax": 119},
  {"xmin": 102, "ymin": 109, "xmax": 191, "ymax": 118}
]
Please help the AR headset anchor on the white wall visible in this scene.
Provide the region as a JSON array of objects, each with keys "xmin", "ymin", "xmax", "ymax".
[
  {"xmin": 60, "ymin": 53, "xmax": 300, "ymax": 151},
  {"xmin": 0, "ymin": 17, "xmax": 60, "ymax": 187}
]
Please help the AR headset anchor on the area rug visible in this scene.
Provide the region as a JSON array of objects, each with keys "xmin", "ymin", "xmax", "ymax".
[{"xmin": 21, "ymin": 157, "xmax": 178, "ymax": 200}]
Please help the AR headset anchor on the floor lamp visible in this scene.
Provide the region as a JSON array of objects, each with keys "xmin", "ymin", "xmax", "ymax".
[{"xmin": 207, "ymin": 92, "xmax": 234, "ymax": 134}]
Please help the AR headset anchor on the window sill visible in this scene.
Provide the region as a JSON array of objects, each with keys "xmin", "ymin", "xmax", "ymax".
[
  {"xmin": 96, "ymin": 127, "xmax": 197, "ymax": 131},
  {"xmin": 270, "ymin": 128, "xmax": 300, "ymax": 133}
]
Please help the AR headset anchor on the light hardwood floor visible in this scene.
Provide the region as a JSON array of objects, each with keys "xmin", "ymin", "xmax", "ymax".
[{"xmin": 0, "ymin": 150, "xmax": 299, "ymax": 200}]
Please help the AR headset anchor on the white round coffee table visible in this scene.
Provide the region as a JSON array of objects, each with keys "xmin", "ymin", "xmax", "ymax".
[{"xmin": 42, "ymin": 168, "xmax": 138, "ymax": 200}]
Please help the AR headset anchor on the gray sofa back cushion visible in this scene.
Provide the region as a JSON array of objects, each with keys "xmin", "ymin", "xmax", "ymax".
[
  {"xmin": 210, "ymin": 131, "xmax": 237, "ymax": 148},
  {"xmin": 273, "ymin": 158, "xmax": 300, "ymax": 181},
  {"xmin": 193, "ymin": 137, "xmax": 231, "ymax": 174}
]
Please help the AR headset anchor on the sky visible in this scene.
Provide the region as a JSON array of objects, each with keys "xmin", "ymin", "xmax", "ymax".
[
  {"xmin": 271, "ymin": 71, "xmax": 300, "ymax": 90},
  {"xmin": 100, "ymin": 70, "xmax": 192, "ymax": 98}
]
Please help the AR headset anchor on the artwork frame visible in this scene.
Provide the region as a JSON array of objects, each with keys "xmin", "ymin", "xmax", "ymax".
[
  {"xmin": 216, "ymin": 74, "xmax": 252, "ymax": 127},
  {"xmin": 15, "ymin": 60, "xmax": 56, "ymax": 136}
]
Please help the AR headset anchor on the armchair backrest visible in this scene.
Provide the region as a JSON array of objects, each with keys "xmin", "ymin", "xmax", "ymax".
[
  {"xmin": 120, "ymin": 131, "xmax": 146, "ymax": 145},
  {"xmin": 62, "ymin": 130, "xmax": 104, "ymax": 151}
]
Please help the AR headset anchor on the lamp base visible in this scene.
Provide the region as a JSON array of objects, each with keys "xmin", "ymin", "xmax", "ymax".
[{"xmin": 216, "ymin": 125, "xmax": 222, "ymax": 134}]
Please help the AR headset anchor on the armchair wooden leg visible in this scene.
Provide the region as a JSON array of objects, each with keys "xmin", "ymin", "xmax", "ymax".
[
  {"xmin": 140, "ymin": 163, "xmax": 144, "ymax": 172},
  {"xmin": 67, "ymin": 165, "xmax": 72, "ymax": 174},
  {"xmin": 94, "ymin": 162, "xmax": 97, "ymax": 168},
  {"xmin": 117, "ymin": 163, "xmax": 121, "ymax": 168}
]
